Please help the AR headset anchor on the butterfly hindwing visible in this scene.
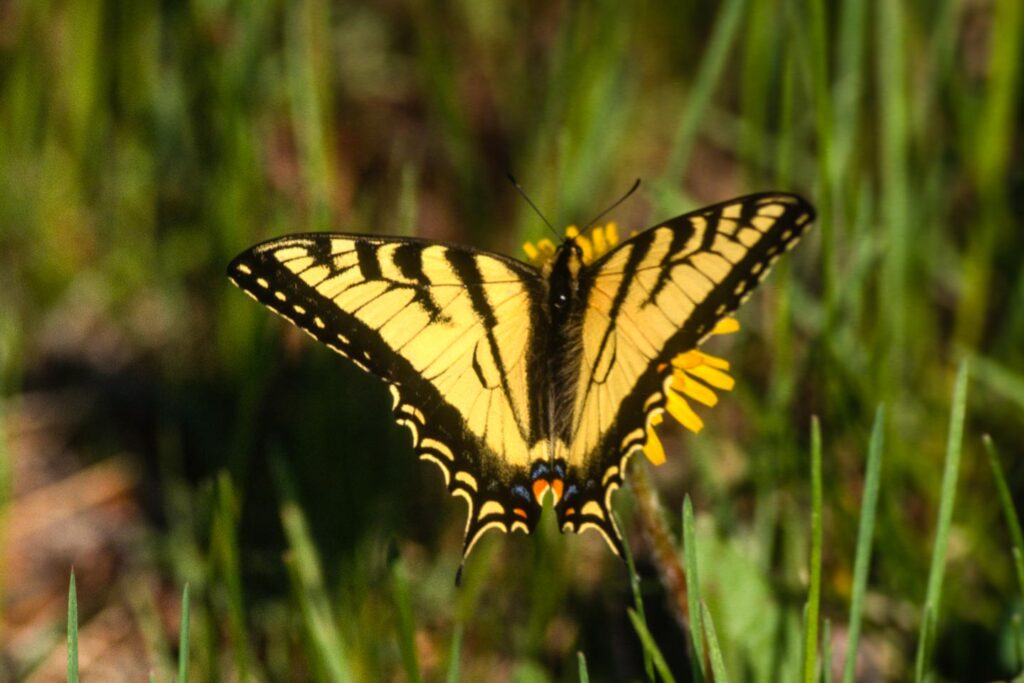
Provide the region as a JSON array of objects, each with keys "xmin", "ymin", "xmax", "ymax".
[
  {"xmin": 228, "ymin": 234, "xmax": 550, "ymax": 564},
  {"xmin": 554, "ymin": 193, "xmax": 815, "ymax": 552}
]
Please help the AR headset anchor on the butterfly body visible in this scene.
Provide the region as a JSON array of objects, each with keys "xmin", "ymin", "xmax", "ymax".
[{"xmin": 228, "ymin": 192, "xmax": 814, "ymax": 575}]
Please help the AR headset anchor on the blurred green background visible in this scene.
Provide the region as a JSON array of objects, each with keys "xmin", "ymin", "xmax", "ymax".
[{"xmin": 1, "ymin": 0, "xmax": 1023, "ymax": 681}]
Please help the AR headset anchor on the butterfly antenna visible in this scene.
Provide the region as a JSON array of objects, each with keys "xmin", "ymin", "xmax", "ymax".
[
  {"xmin": 507, "ymin": 173, "xmax": 560, "ymax": 240},
  {"xmin": 582, "ymin": 178, "xmax": 641, "ymax": 235}
]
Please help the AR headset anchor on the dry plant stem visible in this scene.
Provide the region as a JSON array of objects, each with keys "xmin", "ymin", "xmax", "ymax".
[{"xmin": 629, "ymin": 458, "xmax": 692, "ymax": 632}]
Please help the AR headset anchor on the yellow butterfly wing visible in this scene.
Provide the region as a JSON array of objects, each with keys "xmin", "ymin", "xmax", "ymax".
[
  {"xmin": 554, "ymin": 193, "xmax": 816, "ymax": 552},
  {"xmin": 228, "ymin": 234, "xmax": 549, "ymax": 569}
]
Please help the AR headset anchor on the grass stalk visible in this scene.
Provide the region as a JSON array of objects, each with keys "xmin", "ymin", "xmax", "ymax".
[
  {"xmin": 682, "ymin": 496, "xmax": 706, "ymax": 682},
  {"xmin": 390, "ymin": 553, "xmax": 423, "ymax": 683},
  {"xmin": 273, "ymin": 455, "xmax": 354, "ymax": 683},
  {"xmin": 178, "ymin": 583, "xmax": 190, "ymax": 683},
  {"xmin": 913, "ymin": 361, "xmax": 969, "ymax": 680},
  {"xmin": 821, "ymin": 619, "xmax": 832, "ymax": 683},
  {"xmin": 577, "ymin": 651, "xmax": 590, "ymax": 683},
  {"xmin": 842, "ymin": 405, "xmax": 885, "ymax": 683},
  {"xmin": 876, "ymin": 0, "xmax": 912, "ymax": 396},
  {"xmin": 983, "ymin": 436, "xmax": 1024, "ymax": 596},
  {"xmin": 701, "ymin": 602, "xmax": 731, "ymax": 683},
  {"xmin": 447, "ymin": 622, "xmax": 463, "ymax": 683},
  {"xmin": 983, "ymin": 436, "xmax": 1024, "ymax": 672},
  {"xmin": 662, "ymin": 0, "xmax": 748, "ymax": 186},
  {"xmin": 628, "ymin": 608, "xmax": 677, "ymax": 683},
  {"xmin": 616, "ymin": 509, "xmax": 653, "ymax": 681},
  {"xmin": 211, "ymin": 473, "xmax": 252, "ymax": 680},
  {"xmin": 802, "ymin": 417, "xmax": 823, "ymax": 683},
  {"xmin": 68, "ymin": 570, "xmax": 79, "ymax": 683},
  {"xmin": 807, "ymin": 0, "xmax": 836, "ymax": 310}
]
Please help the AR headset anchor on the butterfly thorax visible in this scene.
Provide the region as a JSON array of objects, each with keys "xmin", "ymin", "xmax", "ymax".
[{"xmin": 545, "ymin": 241, "xmax": 583, "ymax": 314}]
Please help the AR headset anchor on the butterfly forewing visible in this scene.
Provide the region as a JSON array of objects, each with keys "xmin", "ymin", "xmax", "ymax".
[
  {"xmin": 554, "ymin": 193, "xmax": 815, "ymax": 552},
  {"xmin": 228, "ymin": 234, "xmax": 550, "ymax": 563}
]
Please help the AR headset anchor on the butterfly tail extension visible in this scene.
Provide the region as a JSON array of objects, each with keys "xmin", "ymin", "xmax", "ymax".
[
  {"xmin": 383, "ymin": 381, "xmax": 541, "ymax": 586},
  {"xmin": 554, "ymin": 462, "xmax": 627, "ymax": 559},
  {"xmin": 452, "ymin": 477, "xmax": 541, "ymax": 586}
]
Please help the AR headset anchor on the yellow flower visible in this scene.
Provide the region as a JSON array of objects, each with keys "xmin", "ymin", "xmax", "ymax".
[
  {"xmin": 642, "ymin": 318, "xmax": 737, "ymax": 465},
  {"xmin": 523, "ymin": 223, "xmax": 619, "ymax": 266},
  {"xmin": 522, "ymin": 223, "xmax": 738, "ymax": 466}
]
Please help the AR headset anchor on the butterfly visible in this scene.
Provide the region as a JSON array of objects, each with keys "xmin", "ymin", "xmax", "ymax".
[{"xmin": 228, "ymin": 192, "xmax": 814, "ymax": 580}]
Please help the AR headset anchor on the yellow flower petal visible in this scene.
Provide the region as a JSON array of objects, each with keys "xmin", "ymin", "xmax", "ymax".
[
  {"xmin": 687, "ymin": 363, "xmax": 735, "ymax": 391},
  {"xmin": 673, "ymin": 370, "xmax": 719, "ymax": 406},
  {"xmin": 565, "ymin": 225, "xmax": 580, "ymax": 239},
  {"xmin": 592, "ymin": 226, "xmax": 607, "ymax": 256},
  {"xmin": 712, "ymin": 317, "xmax": 740, "ymax": 335},
  {"xmin": 523, "ymin": 242, "xmax": 540, "ymax": 262},
  {"xmin": 644, "ymin": 423, "xmax": 666, "ymax": 465},
  {"xmin": 577, "ymin": 234, "xmax": 593, "ymax": 263},
  {"xmin": 672, "ymin": 350, "xmax": 705, "ymax": 370},
  {"xmin": 537, "ymin": 239, "xmax": 556, "ymax": 259},
  {"xmin": 605, "ymin": 222, "xmax": 619, "ymax": 246},
  {"xmin": 666, "ymin": 389, "xmax": 704, "ymax": 432},
  {"xmin": 694, "ymin": 350, "xmax": 730, "ymax": 371}
]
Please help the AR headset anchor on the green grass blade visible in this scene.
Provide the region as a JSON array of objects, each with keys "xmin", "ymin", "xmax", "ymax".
[
  {"xmin": 914, "ymin": 361, "xmax": 969, "ymax": 680},
  {"xmin": 627, "ymin": 608, "xmax": 677, "ymax": 683},
  {"xmin": 876, "ymin": 0, "xmax": 912, "ymax": 395},
  {"xmin": 808, "ymin": 0, "xmax": 835, "ymax": 307},
  {"xmin": 972, "ymin": 0, "xmax": 1024, "ymax": 192},
  {"xmin": 916, "ymin": 607, "xmax": 936, "ymax": 683},
  {"xmin": 843, "ymin": 405, "xmax": 885, "ymax": 683},
  {"xmin": 701, "ymin": 602, "xmax": 730, "ymax": 683},
  {"xmin": 273, "ymin": 455, "xmax": 355, "ymax": 683},
  {"xmin": 983, "ymin": 436, "xmax": 1024, "ymax": 596},
  {"xmin": 447, "ymin": 622, "xmax": 463, "ymax": 683},
  {"xmin": 210, "ymin": 472, "xmax": 252, "ymax": 680},
  {"xmin": 178, "ymin": 583, "xmax": 190, "ymax": 683},
  {"xmin": 616, "ymin": 510, "xmax": 653, "ymax": 681},
  {"xmin": 68, "ymin": 570, "xmax": 79, "ymax": 683},
  {"xmin": 390, "ymin": 553, "xmax": 423, "ymax": 683},
  {"xmin": 970, "ymin": 354, "xmax": 1024, "ymax": 416},
  {"xmin": 662, "ymin": 0, "xmax": 748, "ymax": 186},
  {"xmin": 833, "ymin": 0, "xmax": 868, "ymax": 184},
  {"xmin": 682, "ymin": 496, "xmax": 706, "ymax": 682},
  {"xmin": 577, "ymin": 651, "xmax": 590, "ymax": 683},
  {"xmin": 803, "ymin": 417, "xmax": 823, "ymax": 683},
  {"xmin": 821, "ymin": 619, "xmax": 832, "ymax": 683}
]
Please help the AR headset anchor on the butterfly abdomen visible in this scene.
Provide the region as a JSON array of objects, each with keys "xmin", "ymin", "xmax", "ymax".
[{"xmin": 544, "ymin": 242, "xmax": 588, "ymax": 442}]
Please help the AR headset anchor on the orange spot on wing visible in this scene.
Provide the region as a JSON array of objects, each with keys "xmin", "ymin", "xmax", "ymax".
[
  {"xmin": 514, "ymin": 508, "xmax": 528, "ymax": 519},
  {"xmin": 551, "ymin": 479, "xmax": 564, "ymax": 503},
  {"xmin": 565, "ymin": 507, "xmax": 576, "ymax": 517},
  {"xmin": 532, "ymin": 479, "xmax": 549, "ymax": 502}
]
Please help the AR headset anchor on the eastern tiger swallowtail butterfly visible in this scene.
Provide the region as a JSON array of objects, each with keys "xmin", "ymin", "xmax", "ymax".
[{"xmin": 228, "ymin": 192, "xmax": 814, "ymax": 580}]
